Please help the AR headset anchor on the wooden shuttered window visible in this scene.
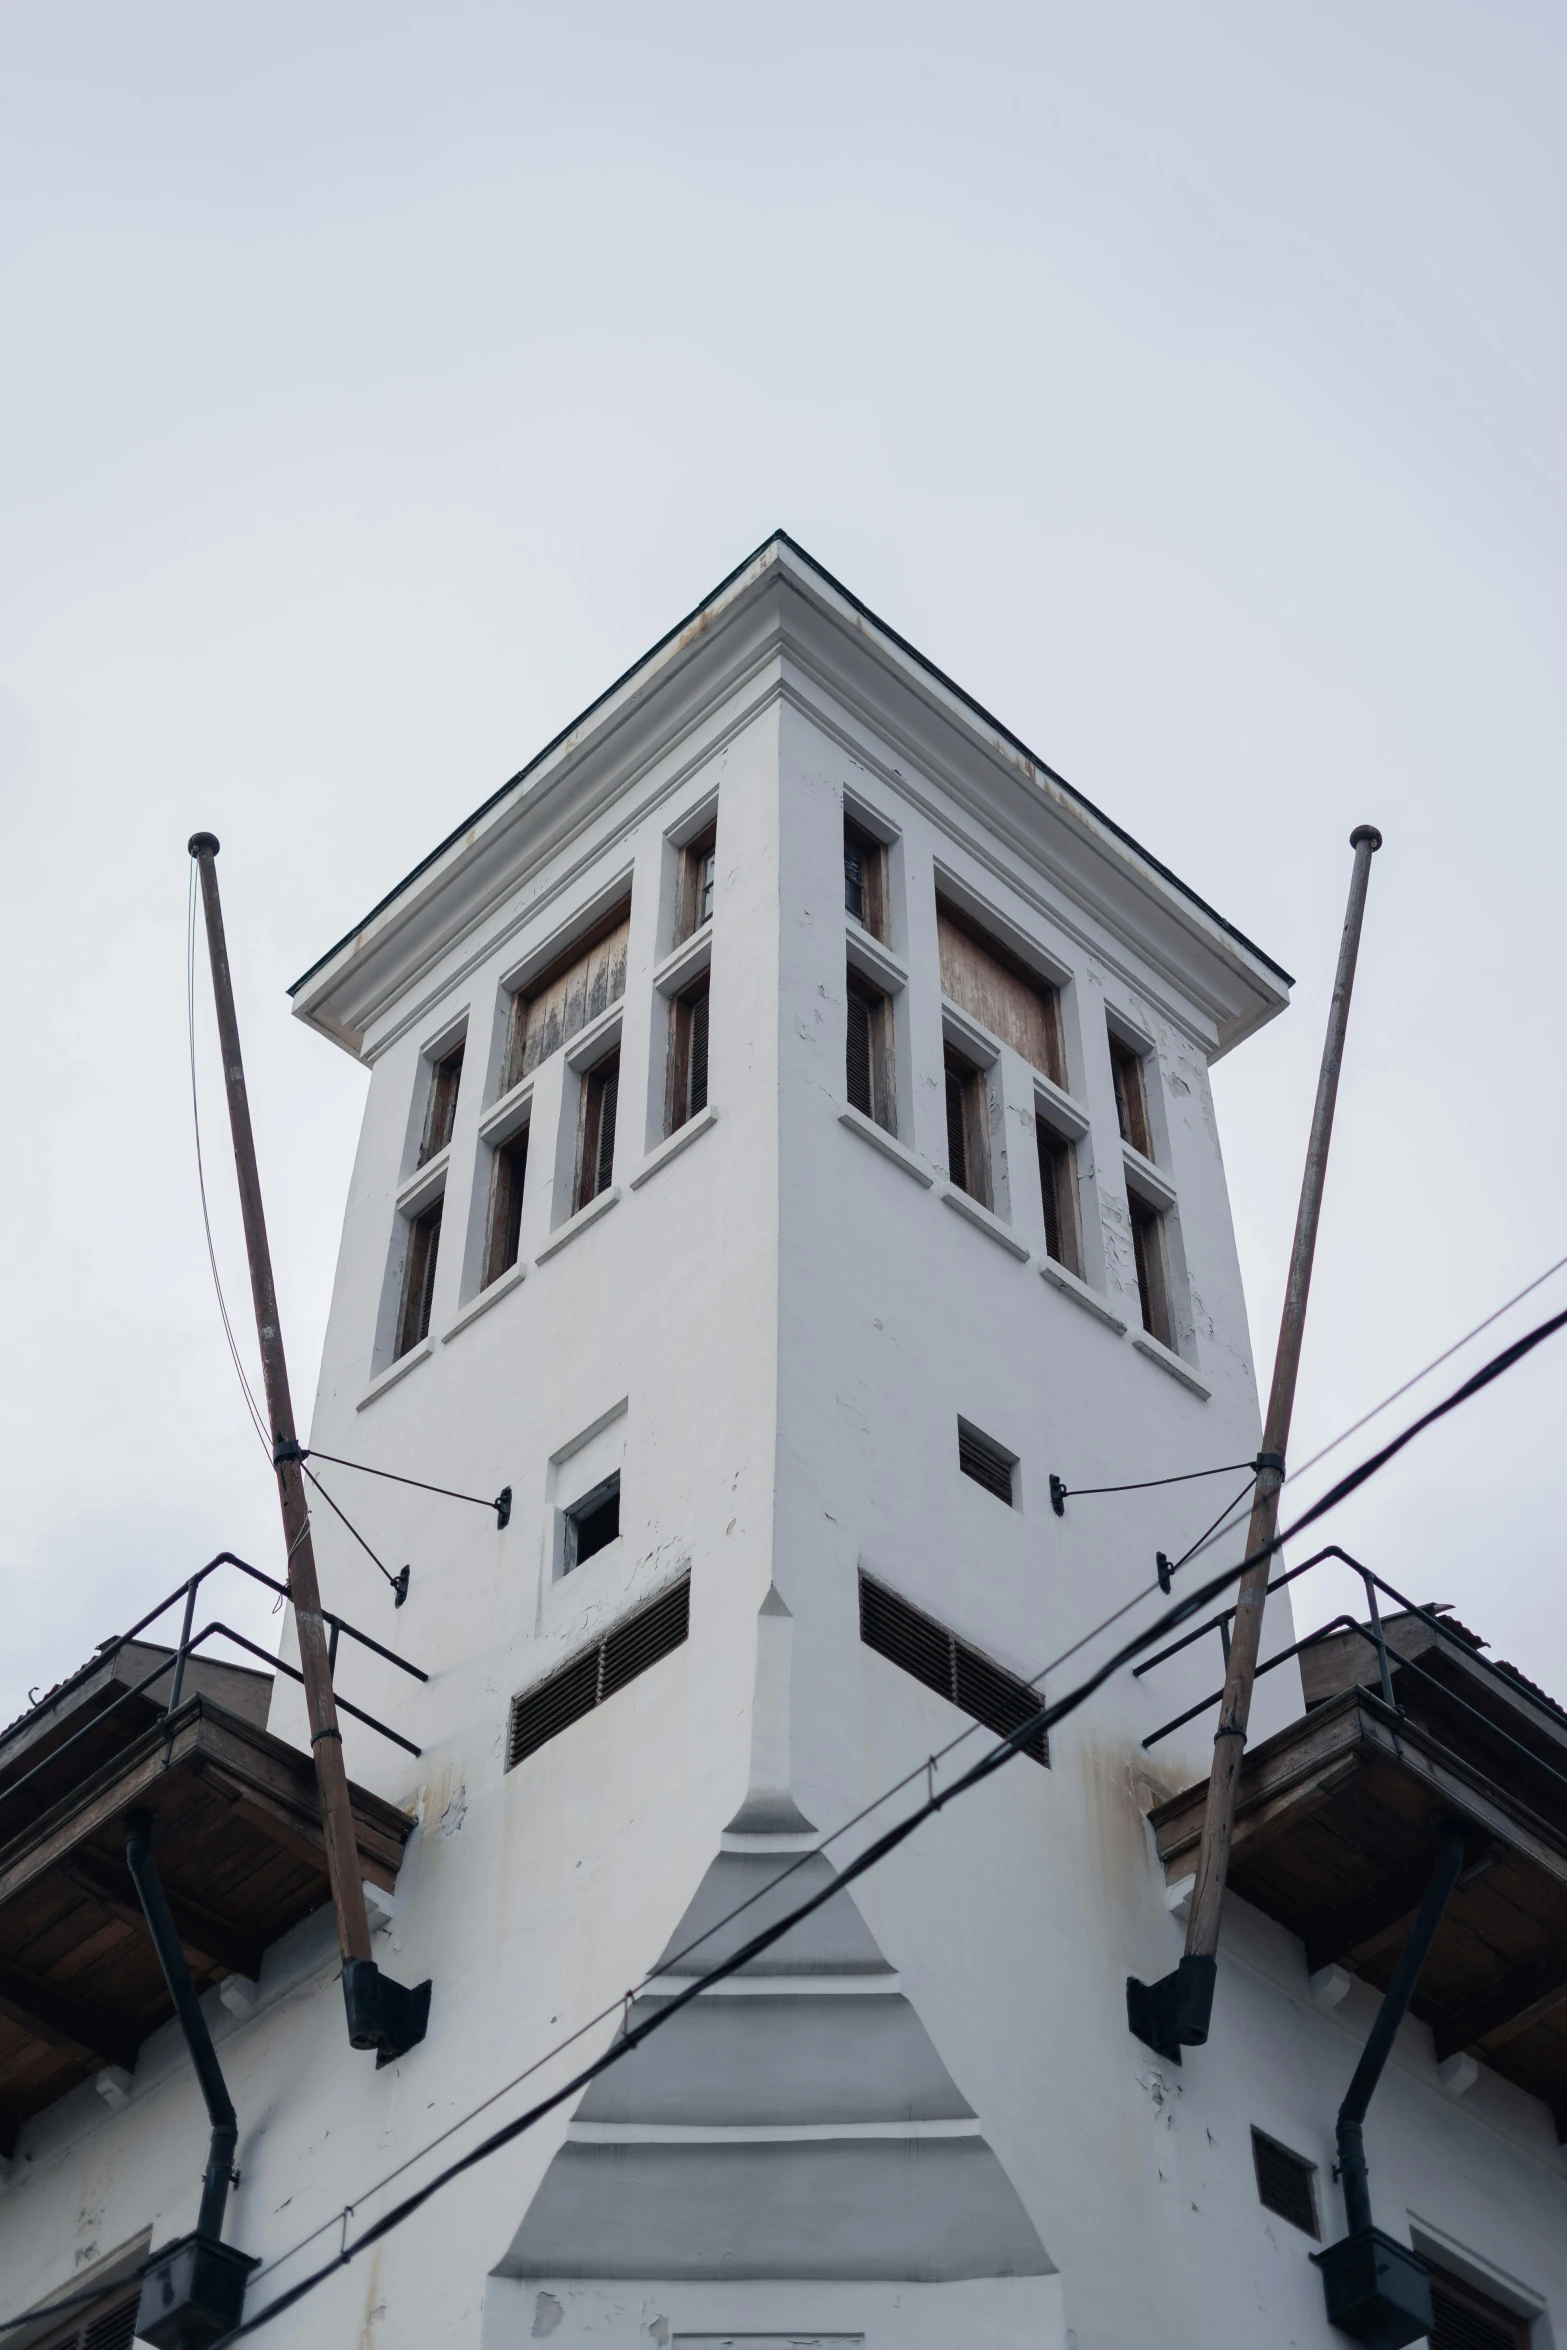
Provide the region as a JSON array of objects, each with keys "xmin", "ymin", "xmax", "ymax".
[
  {"xmin": 505, "ymin": 904, "xmax": 631, "ymax": 1088},
  {"xmin": 418, "ymin": 1040, "xmax": 465, "ymax": 1167},
  {"xmin": 844, "ymin": 818, "xmax": 888, "ymax": 942},
  {"xmin": 859, "ymin": 1573, "xmax": 1047, "ymax": 1765},
  {"xmin": 1036, "ymin": 1116, "xmax": 1082, "ymax": 1277},
  {"xmin": 944, "ymin": 1047, "xmax": 989, "ymax": 1205},
  {"xmin": 507, "ymin": 1577, "xmax": 691, "ymax": 1769},
  {"xmin": 846, "ymin": 970, "xmax": 895, "ymax": 1131},
  {"xmin": 677, "ymin": 826, "xmax": 717, "ymax": 943},
  {"xmin": 1128, "ymin": 1190, "xmax": 1174, "ymax": 1349},
  {"xmin": 667, "ymin": 972, "xmax": 710, "ymax": 1134},
  {"xmin": 1109, "ymin": 1029, "xmax": 1154, "ymax": 1158},
  {"xmin": 1427, "ymin": 2264, "xmax": 1532, "ymax": 2350},
  {"xmin": 936, "ymin": 901, "xmax": 1064, "ymax": 1086},
  {"xmin": 395, "ymin": 1197, "xmax": 442, "ymax": 1356},
  {"xmin": 483, "ymin": 1124, "xmax": 529, "ymax": 1287},
  {"xmin": 575, "ymin": 1050, "xmax": 620, "ymax": 1211}
]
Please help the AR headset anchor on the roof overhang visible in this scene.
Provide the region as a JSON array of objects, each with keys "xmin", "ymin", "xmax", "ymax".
[{"xmin": 290, "ymin": 532, "xmax": 1292, "ymax": 1062}]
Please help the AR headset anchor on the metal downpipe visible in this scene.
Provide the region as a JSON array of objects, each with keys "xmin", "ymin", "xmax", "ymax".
[
  {"xmin": 124, "ymin": 1811, "xmax": 238, "ymax": 2245},
  {"xmin": 1334, "ymin": 1821, "xmax": 1467, "ymax": 2239}
]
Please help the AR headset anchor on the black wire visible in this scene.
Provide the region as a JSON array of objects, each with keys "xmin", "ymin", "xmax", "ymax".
[
  {"xmin": 302, "ymin": 1466, "xmax": 402, "ymax": 1596},
  {"xmin": 204, "ymin": 1298, "xmax": 1567, "ymax": 2346},
  {"xmin": 1057, "ymin": 1457, "xmax": 1260, "ymax": 1501},
  {"xmin": 300, "ymin": 1449, "xmax": 501, "ymax": 1515},
  {"xmin": 1167, "ymin": 1473, "xmax": 1259, "ymax": 1577}
]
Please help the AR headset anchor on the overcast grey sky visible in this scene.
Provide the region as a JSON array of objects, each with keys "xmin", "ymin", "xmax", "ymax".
[{"xmin": 3, "ymin": 2, "xmax": 1564, "ymax": 1729}]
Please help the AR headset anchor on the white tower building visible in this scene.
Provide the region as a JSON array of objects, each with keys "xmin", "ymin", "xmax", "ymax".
[{"xmin": 3, "ymin": 536, "xmax": 1565, "ymax": 2350}]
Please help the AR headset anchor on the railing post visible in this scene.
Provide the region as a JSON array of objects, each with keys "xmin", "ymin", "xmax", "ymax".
[
  {"xmin": 164, "ymin": 1575, "xmax": 200, "ymax": 1719},
  {"xmin": 1362, "ymin": 1572, "xmax": 1398, "ymax": 1714}
]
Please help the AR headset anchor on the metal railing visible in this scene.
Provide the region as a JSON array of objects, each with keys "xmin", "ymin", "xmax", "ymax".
[
  {"xmin": 1136, "ymin": 1544, "xmax": 1567, "ymax": 1807},
  {"xmin": 0, "ymin": 1551, "xmax": 428, "ymax": 1820}
]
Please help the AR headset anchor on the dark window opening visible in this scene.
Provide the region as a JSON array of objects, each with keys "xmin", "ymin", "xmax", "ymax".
[
  {"xmin": 944, "ymin": 1046, "xmax": 990, "ymax": 1206},
  {"xmin": 679, "ymin": 825, "xmax": 717, "ymax": 942},
  {"xmin": 1036, "ymin": 1117, "xmax": 1081, "ymax": 1276},
  {"xmin": 565, "ymin": 1473, "xmax": 621, "ymax": 1570},
  {"xmin": 418, "ymin": 1040, "xmax": 465, "ymax": 1167},
  {"xmin": 484, "ymin": 1125, "xmax": 530, "ymax": 1286},
  {"xmin": 1427, "ymin": 2261, "xmax": 1532, "ymax": 2350},
  {"xmin": 937, "ymin": 899, "xmax": 1065, "ymax": 1087},
  {"xmin": 958, "ymin": 1419, "xmax": 1015, "ymax": 1505},
  {"xmin": 1129, "ymin": 1191, "xmax": 1174, "ymax": 1349},
  {"xmin": 1109, "ymin": 1029, "xmax": 1153, "ymax": 1159},
  {"xmin": 846, "ymin": 970, "xmax": 894, "ymax": 1132},
  {"xmin": 859, "ymin": 1573, "xmax": 1047, "ymax": 1764},
  {"xmin": 507, "ymin": 1577, "xmax": 690, "ymax": 1768},
  {"xmin": 395, "ymin": 1197, "xmax": 442, "ymax": 1356},
  {"xmin": 844, "ymin": 818, "xmax": 887, "ymax": 941},
  {"xmin": 575, "ymin": 1050, "xmax": 620, "ymax": 1211},
  {"xmin": 1251, "ymin": 2130, "xmax": 1318, "ymax": 2238},
  {"xmin": 667, "ymin": 972, "xmax": 710, "ymax": 1133}
]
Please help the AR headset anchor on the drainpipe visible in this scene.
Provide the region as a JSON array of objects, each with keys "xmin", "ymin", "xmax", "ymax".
[
  {"xmin": 1313, "ymin": 1822, "xmax": 1468, "ymax": 2348},
  {"xmin": 125, "ymin": 1812, "xmax": 258, "ymax": 2348}
]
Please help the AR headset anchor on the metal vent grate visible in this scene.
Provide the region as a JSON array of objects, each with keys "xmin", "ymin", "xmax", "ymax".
[
  {"xmin": 958, "ymin": 1421, "xmax": 1015, "ymax": 1505},
  {"xmin": 1428, "ymin": 2264, "xmax": 1531, "ymax": 2350},
  {"xmin": 858, "ymin": 1574, "xmax": 1047, "ymax": 1765},
  {"xmin": 82, "ymin": 2301, "xmax": 139, "ymax": 2350},
  {"xmin": 33, "ymin": 2286, "xmax": 142, "ymax": 2350},
  {"xmin": 1251, "ymin": 2129, "xmax": 1318, "ymax": 2237},
  {"xmin": 507, "ymin": 1578, "xmax": 690, "ymax": 1770}
]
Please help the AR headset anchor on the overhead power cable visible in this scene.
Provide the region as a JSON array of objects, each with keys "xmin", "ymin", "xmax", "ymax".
[{"xmin": 195, "ymin": 1299, "xmax": 1567, "ymax": 2347}]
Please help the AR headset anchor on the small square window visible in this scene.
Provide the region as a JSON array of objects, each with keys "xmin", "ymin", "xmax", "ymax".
[{"xmin": 564, "ymin": 1473, "xmax": 621, "ymax": 1571}]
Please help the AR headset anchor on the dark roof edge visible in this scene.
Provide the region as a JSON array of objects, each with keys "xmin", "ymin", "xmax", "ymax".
[{"xmin": 289, "ymin": 529, "xmax": 1294, "ymax": 1001}]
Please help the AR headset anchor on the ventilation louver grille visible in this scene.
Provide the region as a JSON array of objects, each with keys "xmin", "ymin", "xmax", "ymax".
[
  {"xmin": 1251, "ymin": 2130, "xmax": 1318, "ymax": 2237},
  {"xmin": 507, "ymin": 1578, "xmax": 690, "ymax": 1770},
  {"xmin": 1428, "ymin": 2265, "xmax": 1531, "ymax": 2350},
  {"xmin": 858, "ymin": 1574, "xmax": 1047, "ymax": 1765},
  {"xmin": 958, "ymin": 1421, "xmax": 1015, "ymax": 1505},
  {"xmin": 33, "ymin": 2286, "xmax": 141, "ymax": 2350}
]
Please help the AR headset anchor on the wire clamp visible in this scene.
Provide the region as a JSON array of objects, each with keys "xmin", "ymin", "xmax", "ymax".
[
  {"xmin": 1254, "ymin": 1450, "xmax": 1285, "ymax": 1476},
  {"xmin": 1049, "ymin": 1474, "xmax": 1067, "ymax": 1518},
  {"xmin": 1156, "ymin": 1551, "xmax": 1174, "ymax": 1595},
  {"xmin": 273, "ymin": 1438, "xmax": 307, "ymax": 1467},
  {"xmin": 495, "ymin": 1486, "xmax": 512, "ymax": 1531}
]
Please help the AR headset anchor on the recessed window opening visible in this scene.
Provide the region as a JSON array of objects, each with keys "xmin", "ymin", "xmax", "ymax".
[
  {"xmin": 678, "ymin": 824, "xmax": 717, "ymax": 943},
  {"xmin": 667, "ymin": 970, "xmax": 710, "ymax": 1134},
  {"xmin": 1109, "ymin": 1029, "xmax": 1154, "ymax": 1159},
  {"xmin": 844, "ymin": 817, "xmax": 887, "ymax": 941},
  {"xmin": 418, "ymin": 1039, "xmax": 465, "ymax": 1168},
  {"xmin": 958, "ymin": 1419, "xmax": 1015, "ymax": 1506},
  {"xmin": 396, "ymin": 1197, "xmax": 442, "ymax": 1356},
  {"xmin": 1426, "ymin": 2260, "xmax": 1531, "ymax": 2350},
  {"xmin": 575, "ymin": 1049, "xmax": 620, "ymax": 1211},
  {"xmin": 846, "ymin": 968, "xmax": 895, "ymax": 1132},
  {"xmin": 1250, "ymin": 2131, "xmax": 1318, "ymax": 2239},
  {"xmin": 1128, "ymin": 1190, "xmax": 1174, "ymax": 1350},
  {"xmin": 507, "ymin": 1577, "xmax": 690, "ymax": 1769},
  {"xmin": 1036, "ymin": 1115, "xmax": 1082, "ymax": 1277},
  {"xmin": 483, "ymin": 1123, "xmax": 530, "ymax": 1286},
  {"xmin": 859, "ymin": 1574, "xmax": 1047, "ymax": 1764},
  {"xmin": 505, "ymin": 900, "xmax": 630, "ymax": 1088},
  {"xmin": 944, "ymin": 1046, "xmax": 990, "ymax": 1206},
  {"xmin": 565, "ymin": 1472, "xmax": 621, "ymax": 1571},
  {"xmin": 937, "ymin": 899, "xmax": 1065, "ymax": 1087}
]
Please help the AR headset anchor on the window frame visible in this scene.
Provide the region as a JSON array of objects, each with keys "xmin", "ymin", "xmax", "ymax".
[
  {"xmin": 574, "ymin": 1046, "xmax": 622, "ymax": 1213},
  {"xmin": 845, "ymin": 965, "xmax": 897, "ymax": 1133},
  {"xmin": 1035, "ymin": 1110, "xmax": 1083, "ymax": 1278},
  {"xmin": 943, "ymin": 1042, "xmax": 992, "ymax": 1208},
  {"xmin": 676, "ymin": 822, "xmax": 717, "ymax": 945},
  {"xmin": 482, "ymin": 1117, "xmax": 531, "ymax": 1288},
  {"xmin": 1127, "ymin": 1183, "xmax": 1174, "ymax": 1349},
  {"xmin": 394, "ymin": 1195, "xmax": 443, "ymax": 1357},
  {"xmin": 1108, "ymin": 1025, "xmax": 1155, "ymax": 1161},
  {"xmin": 417, "ymin": 1037, "xmax": 466, "ymax": 1169},
  {"xmin": 665, "ymin": 968, "xmax": 711, "ymax": 1136},
  {"xmin": 844, "ymin": 815, "xmax": 889, "ymax": 943},
  {"xmin": 502, "ymin": 895, "xmax": 632, "ymax": 1093}
]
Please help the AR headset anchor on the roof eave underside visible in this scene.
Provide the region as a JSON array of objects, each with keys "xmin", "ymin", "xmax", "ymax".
[{"xmin": 290, "ymin": 532, "xmax": 1292, "ymax": 1048}]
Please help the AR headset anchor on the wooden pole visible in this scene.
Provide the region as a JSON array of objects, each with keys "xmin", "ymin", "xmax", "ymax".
[
  {"xmin": 1182, "ymin": 823, "xmax": 1382, "ymax": 1966},
  {"xmin": 188, "ymin": 833, "xmax": 373, "ymax": 1969}
]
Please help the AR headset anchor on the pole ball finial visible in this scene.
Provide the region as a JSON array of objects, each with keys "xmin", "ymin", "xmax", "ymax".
[
  {"xmin": 1349, "ymin": 825, "xmax": 1383, "ymax": 851},
  {"xmin": 188, "ymin": 832, "xmax": 221, "ymax": 858}
]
